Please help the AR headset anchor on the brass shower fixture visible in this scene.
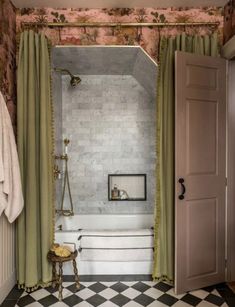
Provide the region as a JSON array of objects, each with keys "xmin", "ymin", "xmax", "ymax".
[{"xmin": 54, "ymin": 67, "xmax": 81, "ymax": 87}]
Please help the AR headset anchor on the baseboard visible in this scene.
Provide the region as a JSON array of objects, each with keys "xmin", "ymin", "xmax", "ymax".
[
  {"xmin": 0, "ymin": 271, "xmax": 16, "ymax": 304},
  {"xmin": 63, "ymin": 274, "xmax": 153, "ymax": 282}
]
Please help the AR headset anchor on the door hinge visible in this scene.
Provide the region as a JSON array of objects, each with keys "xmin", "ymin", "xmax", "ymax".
[
  {"xmin": 225, "ymin": 259, "xmax": 228, "ymax": 268},
  {"xmin": 225, "ymin": 177, "xmax": 228, "ymax": 186}
]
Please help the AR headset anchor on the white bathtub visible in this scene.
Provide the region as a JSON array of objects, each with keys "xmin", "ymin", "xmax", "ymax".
[
  {"xmin": 55, "ymin": 214, "xmax": 154, "ymax": 231},
  {"xmin": 55, "ymin": 214, "xmax": 154, "ymax": 276}
]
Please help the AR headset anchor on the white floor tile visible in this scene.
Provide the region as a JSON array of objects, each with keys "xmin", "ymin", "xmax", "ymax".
[
  {"xmin": 30, "ymin": 289, "xmax": 52, "ymax": 300},
  {"xmin": 25, "ymin": 303, "xmax": 43, "ymax": 307},
  {"xmin": 142, "ymin": 281, "xmax": 156, "ymax": 287},
  {"xmin": 62, "ymin": 282, "xmax": 74, "ymax": 287},
  {"xmin": 143, "ymin": 287, "xmax": 163, "ymax": 299},
  {"xmin": 52, "ymin": 288, "xmax": 73, "ymax": 299},
  {"xmin": 147, "ymin": 301, "xmax": 168, "ymax": 307},
  {"xmin": 121, "ymin": 281, "xmax": 137, "ymax": 287},
  {"xmin": 197, "ymin": 301, "xmax": 218, "ymax": 307},
  {"xmin": 173, "ymin": 301, "xmax": 192, "ymax": 307},
  {"xmin": 121, "ymin": 288, "xmax": 142, "ymax": 299},
  {"xmin": 123, "ymin": 301, "xmax": 143, "ymax": 307},
  {"xmin": 50, "ymin": 302, "xmax": 68, "ymax": 307},
  {"xmin": 76, "ymin": 301, "xmax": 93, "ymax": 307},
  {"xmin": 165, "ymin": 288, "xmax": 185, "ymax": 299},
  {"xmin": 98, "ymin": 288, "xmax": 119, "ymax": 299},
  {"xmin": 99, "ymin": 301, "xmax": 119, "ymax": 307},
  {"xmin": 75, "ymin": 288, "xmax": 96, "ymax": 300},
  {"xmin": 20, "ymin": 291, "xmax": 28, "ymax": 297},
  {"xmin": 99, "ymin": 281, "xmax": 117, "ymax": 287},
  {"xmin": 211, "ymin": 289, "xmax": 220, "ymax": 297},
  {"xmin": 189, "ymin": 289, "xmax": 210, "ymax": 299},
  {"xmin": 80, "ymin": 282, "xmax": 96, "ymax": 287}
]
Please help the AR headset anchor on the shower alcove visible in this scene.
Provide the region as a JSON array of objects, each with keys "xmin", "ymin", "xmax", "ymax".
[{"xmin": 52, "ymin": 46, "xmax": 158, "ymax": 275}]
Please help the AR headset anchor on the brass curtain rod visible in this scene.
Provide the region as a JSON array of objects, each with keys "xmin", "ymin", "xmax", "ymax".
[{"xmin": 21, "ymin": 21, "xmax": 220, "ymax": 28}]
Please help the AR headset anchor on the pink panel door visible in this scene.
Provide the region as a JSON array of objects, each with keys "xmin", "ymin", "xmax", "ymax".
[{"xmin": 175, "ymin": 51, "xmax": 227, "ymax": 294}]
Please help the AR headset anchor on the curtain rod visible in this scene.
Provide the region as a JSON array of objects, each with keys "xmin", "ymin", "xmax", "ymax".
[{"xmin": 21, "ymin": 21, "xmax": 220, "ymax": 28}]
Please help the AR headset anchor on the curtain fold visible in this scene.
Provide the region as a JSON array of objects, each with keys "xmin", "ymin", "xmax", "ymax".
[
  {"xmin": 153, "ymin": 33, "xmax": 219, "ymax": 282},
  {"xmin": 16, "ymin": 30, "xmax": 54, "ymax": 290}
]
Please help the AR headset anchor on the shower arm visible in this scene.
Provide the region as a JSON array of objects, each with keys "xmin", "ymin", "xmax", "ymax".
[{"xmin": 54, "ymin": 67, "xmax": 74, "ymax": 78}]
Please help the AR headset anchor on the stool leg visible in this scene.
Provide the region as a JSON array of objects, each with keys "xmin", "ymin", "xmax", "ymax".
[
  {"xmin": 58, "ymin": 262, "xmax": 63, "ymax": 301},
  {"xmin": 52, "ymin": 262, "xmax": 57, "ymax": 288},
  {"xmin": 72, "ymin": 259, "xmax": 80, "ymax": 289}
]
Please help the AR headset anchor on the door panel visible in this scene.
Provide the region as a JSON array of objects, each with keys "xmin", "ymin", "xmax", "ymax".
[{"xmin": 175, "ymin": 51, "xmax": 226, "ymax": 294}]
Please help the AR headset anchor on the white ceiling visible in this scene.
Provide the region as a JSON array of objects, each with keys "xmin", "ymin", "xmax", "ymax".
[{"xmin": 12, "ymin": 0, "xmax": 228, "ymax": 8}]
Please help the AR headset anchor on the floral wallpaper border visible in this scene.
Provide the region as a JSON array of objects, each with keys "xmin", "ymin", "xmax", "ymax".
[
  {"xmin": 16, "ymin": 7, "xmax": 224, "ymax": 59},
  {"xmin": 0, "ymin": 0, "xmax": 16, "ymax": 127}
]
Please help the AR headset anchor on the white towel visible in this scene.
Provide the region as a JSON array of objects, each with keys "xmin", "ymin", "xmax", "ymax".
[{"xmin": 0, "ymin": 92, "xmax": 24, "ymax": 223}]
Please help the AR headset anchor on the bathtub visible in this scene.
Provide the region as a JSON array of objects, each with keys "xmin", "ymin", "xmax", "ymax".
[
  {"xmin": 55, "ymin": 214, "xmax": 154, "ymax": 231},
  {"xmin": 55, "ymin": 214, "xmax": 154, "ymax": 276}
]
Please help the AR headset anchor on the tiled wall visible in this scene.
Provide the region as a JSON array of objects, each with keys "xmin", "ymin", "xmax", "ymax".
[{"xmin": 60, "ymin": 75, "xmax": 156, "ymax": 214}]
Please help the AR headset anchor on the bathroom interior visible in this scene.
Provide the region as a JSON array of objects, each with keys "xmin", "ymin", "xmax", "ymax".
[{"xmin": 1, "ymin": 0, "xmax": 235, "ymax": 307}]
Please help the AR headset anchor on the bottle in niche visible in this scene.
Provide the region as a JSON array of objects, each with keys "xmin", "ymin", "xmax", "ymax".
[{"xmin": 112, "ymin": 184, "xmax": 119, "ymax": 199}]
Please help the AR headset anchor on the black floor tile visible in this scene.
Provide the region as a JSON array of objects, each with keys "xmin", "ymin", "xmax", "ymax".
[
  {"xmin": 44, "ymin": 286, "xmax": 58, "ymax": 294},
  {"xmin": 17, "ymin": 295, "xmax": 35, "ymax": 307},
  {"xmin": 203, "ymin": 285, "xmax": 217, "ymax": 293},
  {"xmin": 154, "ymin": 281, "xmax": 173, "ymax": 292},
  {"xmin": 131, "ymin": 281, "xmax": 151, "ymax": 293},
  {"xmin": 1, "ymin": 299, "xmax": 18, "ymax": 307},
  {"xmin": 205, "ymin": 293, "xmax": 225, "ymax": 306},
  {"xmin": 4, "ymin": 286, "xmax": 24, "ymax": 300},
  {"xmin": 134, "ymin": 293, "xmax": 155, "ymax": 306},
  {"xmin": 63, "ymin": 294, "xmax": 83, "ymax": 306},
  {"xmin": 88, "ymin": 282, "xmax": 107, "ymax": 293},
  {"xmin": 86, "ymin": 294, "xmax": 106, "ymax": 307},
  {"xmin": 110, "ymin": 282, "xmax": 129, "ymax": 293},
  {"xmin": 110, "ymin": 294, "xmax": 131, "ymax": 306},
  {"xmin": 157, "ymin": 293, "xmax": 178, "ymax": 306},
  {"xmin": 37, "ymin": 294, "xmax": 58, "ymax": 307},
  {"xmin": 181, "ymin": 293, "xmax": 202, "ymax": 306},
  {"xmin": 66, "ymin": 283, "xmax": 85, "ymax": 293}
]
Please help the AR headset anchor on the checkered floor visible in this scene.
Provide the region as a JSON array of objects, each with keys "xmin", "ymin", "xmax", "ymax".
[{"xmin": 10, "ymin": 281, "xmax": 229, "ymax": 307}]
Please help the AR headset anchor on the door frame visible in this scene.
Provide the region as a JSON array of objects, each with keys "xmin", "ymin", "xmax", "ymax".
[
  {"xmin": 226, "ymin": 60, "xmax": 235, "ymax": 282},
  {"xmin": 222, "ymin": 37, "xmax": 235, "ymax": 282}
]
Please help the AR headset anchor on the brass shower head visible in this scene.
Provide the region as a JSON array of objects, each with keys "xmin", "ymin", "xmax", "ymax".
[{"xmin": 54, "ymin": 67, "xmax": 81, "ymax": 87}]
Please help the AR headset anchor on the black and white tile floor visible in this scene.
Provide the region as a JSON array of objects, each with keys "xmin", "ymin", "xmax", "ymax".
[{"xmin": 2, "ymin": 281, "xmax": 235, "ymax": 307}]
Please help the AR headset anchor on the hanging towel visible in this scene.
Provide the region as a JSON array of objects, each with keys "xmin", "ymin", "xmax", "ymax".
[{"xmin": 0, "ymin": 92, "xmax": 24, "ymax": 223}]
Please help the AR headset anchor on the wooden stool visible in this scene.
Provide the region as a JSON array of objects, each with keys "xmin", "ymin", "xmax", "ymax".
[{"xmin": 47, "ymin": 250, "xmax": 80, "ymax": 301}]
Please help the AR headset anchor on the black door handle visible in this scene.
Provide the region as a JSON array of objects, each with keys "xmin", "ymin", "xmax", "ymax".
[{"xmin": 178, "ymin": 178, "xmax": 186, "ymax": 200}]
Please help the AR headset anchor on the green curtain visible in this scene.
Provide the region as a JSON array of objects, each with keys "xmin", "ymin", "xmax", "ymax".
[
  {"xmin": 16, "ymin": 30, "xmax": 54, "ymax": 291},
  {"xmin": 153, "ymin": 33, "xmax": 219, "ymax": 282}
]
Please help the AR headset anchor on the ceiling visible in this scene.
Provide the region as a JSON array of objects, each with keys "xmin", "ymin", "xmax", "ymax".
[{"xmin": 11, "ymin": 0, "xmax": 228, "ymax": 8}]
